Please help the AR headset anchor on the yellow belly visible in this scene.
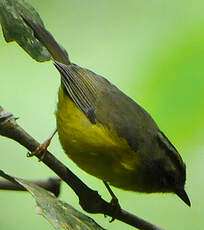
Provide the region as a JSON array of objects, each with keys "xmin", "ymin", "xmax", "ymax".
[{"xmin": 56, "ymin": 87, "xmax": 140, "ymax": 190}]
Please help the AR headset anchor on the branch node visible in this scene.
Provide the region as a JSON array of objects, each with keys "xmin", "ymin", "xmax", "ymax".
[
  {"xmin": 0, "ymin": 105, "xmax": 165, "ymax": 230},
  {"xmin": 79, "ymin": 190, "xmax": 105, "ymax": 213}
]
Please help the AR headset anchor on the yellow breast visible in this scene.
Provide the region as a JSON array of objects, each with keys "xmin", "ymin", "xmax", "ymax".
[{"xmin": 56, "ymin": 87, "xmax": 140, "ymax": 190}]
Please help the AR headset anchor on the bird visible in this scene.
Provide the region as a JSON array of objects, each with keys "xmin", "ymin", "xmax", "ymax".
[{"xmin": 21, "ymin": 15, "xmax": 191, "ymax": 207}]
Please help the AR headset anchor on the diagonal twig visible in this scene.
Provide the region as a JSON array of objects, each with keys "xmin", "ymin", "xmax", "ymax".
[{"xmin": 0, "ymin": 105, "xmax": 164, "ymax": 230}]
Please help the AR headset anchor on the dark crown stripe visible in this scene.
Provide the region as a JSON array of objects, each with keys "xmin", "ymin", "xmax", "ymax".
[{"xmin": 157, "ymin": 131, "xmax": 186, "ymax": 174}]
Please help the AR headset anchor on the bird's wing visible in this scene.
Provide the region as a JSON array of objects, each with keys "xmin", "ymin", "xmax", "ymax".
[
  {"xmin": 54, "ymin": 61, "xmax": 112, "ymax": 124},
  {"xmin": 95, "ymin": 87, "xmax": 159, "ymax": 152},
  {"xmin": 54, "ymin": 61, "xmax": 159, "ymax": 152}
]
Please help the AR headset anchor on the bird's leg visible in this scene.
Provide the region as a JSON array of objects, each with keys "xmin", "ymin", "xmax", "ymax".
[
  {"xmin": 27, "ymin": 128, "xmax": 57, "ymax": 160},
  {"xmin": 103, "ymin": 181, "xmax": 121, "ymax": 222}
]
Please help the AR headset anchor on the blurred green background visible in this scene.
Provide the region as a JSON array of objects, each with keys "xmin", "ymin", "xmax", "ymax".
[{"xmin": 0, "ymin": 0, "xmax": 204, "ymax": 229}]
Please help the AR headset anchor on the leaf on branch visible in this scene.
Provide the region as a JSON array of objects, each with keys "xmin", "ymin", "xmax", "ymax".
[
  {"xmin": 0, "ymin": 0, "xmax": 51, "ymax": 62},
  {"xmin": 0, "ymin": 170, "xmax": 106, "ymax": 230}
]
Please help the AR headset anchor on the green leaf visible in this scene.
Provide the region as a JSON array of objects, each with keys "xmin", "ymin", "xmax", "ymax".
[
  {"xmin": 0, "ymin": 0, "xmax": 51, "ymax": 62},
  {"xmin": 0, "ymin": 170, "xmax": 105, "ymax": 230}
]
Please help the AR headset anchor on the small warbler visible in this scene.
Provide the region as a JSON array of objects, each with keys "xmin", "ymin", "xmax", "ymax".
[{"xmin": 22, "ymin": 15, "xmax": 190, "ymax": 207}]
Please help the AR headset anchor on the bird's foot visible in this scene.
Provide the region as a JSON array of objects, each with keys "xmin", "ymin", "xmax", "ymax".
[
  {"xmin": 109, "ymin": 195, "xmax": 121, "ymax": 222},
  {"xmin": 103, "ymin": 181, "xmax": 121, "ymax": 222},
  {"xmin": 27, "ymin": 128, "xmax": 57, "ymax": 161},
  {"xmin": 27, "ymin": 138, "xmax": 51, "ymax": 160}
]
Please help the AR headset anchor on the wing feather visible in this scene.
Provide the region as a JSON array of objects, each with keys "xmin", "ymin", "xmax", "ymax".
[{"xmin": 54, "ymin": 61, "xmax": 108, "ymax": 123}]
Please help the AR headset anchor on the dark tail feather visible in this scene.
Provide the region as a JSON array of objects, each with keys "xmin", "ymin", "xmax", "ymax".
[{"xmin": 21, "ymin": 14, "xmax": 71, "ymax": 65}]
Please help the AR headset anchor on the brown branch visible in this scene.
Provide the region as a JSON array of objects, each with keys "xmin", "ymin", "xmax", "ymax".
[
  {"xmin": 0, "ymin": 106, "xmax": 164, "ymax": 230},
  {"xmin": 0, "ymin": 177, "xmax": 61, "ymax": 197}
]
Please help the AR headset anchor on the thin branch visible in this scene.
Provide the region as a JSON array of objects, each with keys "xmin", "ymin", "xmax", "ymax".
[
  {"xmin": 0, "ymin": 106, "xmax": 164, "ymax": 230},
  {"xmin": 0, "ymin": 177, "xmax": 61, "ymax": 197}
]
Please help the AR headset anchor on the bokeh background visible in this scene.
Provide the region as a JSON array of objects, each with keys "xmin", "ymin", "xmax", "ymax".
[{"xmin": 1, "ymin": 0, "xmax": 204, "ymax": 229}]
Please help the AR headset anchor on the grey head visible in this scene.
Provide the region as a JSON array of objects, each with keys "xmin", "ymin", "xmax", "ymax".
[{"xmin": 144, "ymin": 130, "xmax": 191, "ymax": 206}]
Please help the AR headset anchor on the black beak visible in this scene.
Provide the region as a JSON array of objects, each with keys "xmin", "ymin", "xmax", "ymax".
[{"xmin": 175, "ymin": 189, "xmax": 191, "ymax": 207}]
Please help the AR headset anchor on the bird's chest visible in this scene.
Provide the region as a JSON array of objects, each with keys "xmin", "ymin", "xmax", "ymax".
[{"xmin": 56, "ymin": 90, "xmax": 140, "ymax": 187}]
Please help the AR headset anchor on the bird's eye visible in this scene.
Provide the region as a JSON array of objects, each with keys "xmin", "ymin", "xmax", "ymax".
[
  {"xmin": 165, "ymin": 172, "xmax": 175, "ymax": 185},
  {"xmin": 161, "ymin": 176, "xmax": 168, "ymax": 187},
  {"xmin": 160, "ymin": 171, "xmax": 175, "ymax": 188}
]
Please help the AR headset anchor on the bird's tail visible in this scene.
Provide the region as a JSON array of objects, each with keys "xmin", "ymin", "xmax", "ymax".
[{"xmin": 21, "ymin": 14, "xmax": 70, "ymax": 65}]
